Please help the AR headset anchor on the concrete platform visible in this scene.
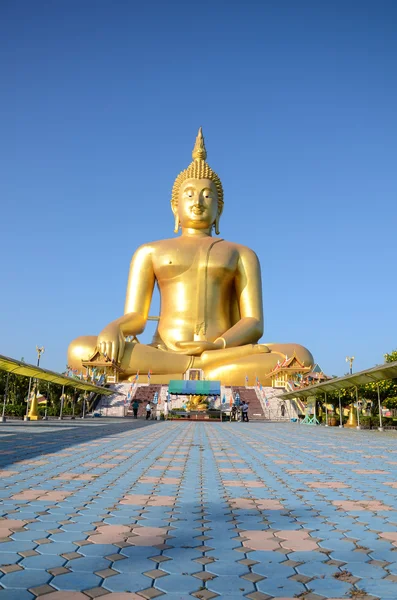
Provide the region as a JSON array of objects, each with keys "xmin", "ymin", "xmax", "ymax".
[{"xmin": 0, "ymin": 420, "xmax": 396, "ymax": 599}]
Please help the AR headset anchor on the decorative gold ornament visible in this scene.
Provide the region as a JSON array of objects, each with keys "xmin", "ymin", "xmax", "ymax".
[{"xmin": 345, "ymin": 403, "xmax": 358, "ymax": 428}]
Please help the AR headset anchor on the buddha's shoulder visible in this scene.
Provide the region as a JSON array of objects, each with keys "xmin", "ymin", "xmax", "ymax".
[
  {"xmin": 221, "ymin": 240, "xmax": 260, "ymax": 259},
  {"xmin": 131, "ymin": 238, "xmax": 179, "ymax": 256}
]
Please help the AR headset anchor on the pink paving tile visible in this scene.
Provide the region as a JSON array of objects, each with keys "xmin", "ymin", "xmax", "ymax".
[
  {"xmin": 120, "ymin": 494, "xmax": 151, "ymax": 505},
  {"xmin": 101, "ymin": 595, "xmax": 142, "ymax": 599},
  {"xmin": 306, "ymin": 482, "xmax": 349, "ymax": 489},
  {"xmin": 148, "ymin": 496, "xmax": 175, "ymax": 507},
  {"xmin": 84, "ymin": 462, "xmax": 118, "ymax": 468},
  {"xmin": 0, "ymin": 519, "xmax": 26, "ymax": 538},
  {"xmin": 277, "ymin": 529, "xmax": 318, "ymax": 551},
  {"xmin": 384, "ymin": 482, "xmax": 397, "ymax": 488},
  {"xmin": 132, "ymin": 527, "xmax": 166, "ymax": 537},
  {"xmin": 331, "ymin": 460, "xmax": 358, "ymax": 464},
  {"xmin": 219, "ymin": 468, "xmax": 252, "ymax": 473},
  {"xmin": 287, "ymin": 469, "xmax": 321, "ymax": 474},
  {"xmin": 257, "ymin": 499, "xmax": 284, "ymax": 510},
  {"xmin": 96, "ymin": 525, "xmax": 131, "ymax": 535},
  {"xmin": 333, "ymin": 500, "xmax": 392, "ymax": 511},
  {"xmin": 16, "ymin": 459, "xmax": 49, "ymax": 466},
  {"xmin": 244, "ymin": 481, "xmax": 267, "ymax": 488},
  {"xmin": 126, "ymin": 535, "xmax": 164, "ymax": 546},
  {"xmin": 274, "ymin": 460, "xmax": 302, "ymax": 464},
  {"xmin": 353, "ymin": 469, "xmax": 387, "ymax": 474},
  {"xmin": 222, "ymin": 480, "xmax": 242, "ymax": 486},
  {"xmin": 242, "ymin": 531, "xmax": 279, "ymax": 551},
  {"xmin": 160, "ymin": 477, "xmax": 181, "ymax": 484},
  {"xmin": 379, "ymin": 532, "xmax": 397, "ymax": 545},
  {"xmin": 0, "ymin": 470, "xmax": 19, "ymax": 477}
]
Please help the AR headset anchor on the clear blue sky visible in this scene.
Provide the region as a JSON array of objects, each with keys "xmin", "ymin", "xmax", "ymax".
[{"xmin": 1, "ymin": 0, "xmax": 396, "ymax": 377}]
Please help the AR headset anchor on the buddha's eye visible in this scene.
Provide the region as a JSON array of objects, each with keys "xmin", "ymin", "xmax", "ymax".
[{"xmin": 186, "ymin": 190, "xmax": 194, "ymax": 197}]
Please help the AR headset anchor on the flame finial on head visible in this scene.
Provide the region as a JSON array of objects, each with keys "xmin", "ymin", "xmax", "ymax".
[{"xmin": 192, "ymin": 127, "xmax": 207, "ymax": 161}]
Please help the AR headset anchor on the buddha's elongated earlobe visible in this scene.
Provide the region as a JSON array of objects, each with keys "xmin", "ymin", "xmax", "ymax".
[
  {"xmin": 214, "ymin": 214, "xmax": 220, "ymax": 235},
  {"xmin": 174, "ymin": 213, "xmax": 180, "ymax": 234}
]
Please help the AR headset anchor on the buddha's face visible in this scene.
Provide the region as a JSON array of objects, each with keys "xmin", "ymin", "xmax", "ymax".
[{"xmin": 177, "ymin": 178, "xmax": 219, "ymax": 230}]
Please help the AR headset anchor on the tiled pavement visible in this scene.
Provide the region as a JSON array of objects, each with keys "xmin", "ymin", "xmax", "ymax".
[{"xmin": 1, "ymin": 420, "xmax": 397, "ymax": 600}]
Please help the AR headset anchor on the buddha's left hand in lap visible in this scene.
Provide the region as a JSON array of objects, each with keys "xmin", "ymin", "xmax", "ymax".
[{"xmin": 173, "ymin": 340, "xmax": 224, "ymax": 355}]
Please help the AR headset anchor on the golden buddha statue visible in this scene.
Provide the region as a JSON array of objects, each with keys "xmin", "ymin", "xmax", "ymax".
[{"xmin": 68, "ymin": 128, "xmax": 313, "ymax": 385}]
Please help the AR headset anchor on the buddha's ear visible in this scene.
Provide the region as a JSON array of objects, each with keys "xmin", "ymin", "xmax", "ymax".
[
  {"xmin": 171, "ymin": 201, "xmax": 180, "ymax": 233},
  {"xmin": 214, "ymin": 200, "xmax": 223, "ymax": 235},
  {"xmin": 214, "ymin": 215, "xmax": 221, "ymax": 235}
]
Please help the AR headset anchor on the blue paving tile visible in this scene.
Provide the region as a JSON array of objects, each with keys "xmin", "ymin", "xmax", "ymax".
[
  {"xmin": 206, "ymin": 574, "xmax": 255, "ymax": 595},
  {"xmin": 0, "ymin": 568, "xmax": 51, "ymax": 589},
  {"xmin": 310, "ymin": 576, "xmax": 356, "ymax": 597},
  {"xmin": 0, "ymin": 553, "xmax": 21, "ymax": 566},
  {"xmin": 156, "ymin": 573, "xmax": 202, "ymax": 594},
  {"xmin": 0, "ymin": 590, "xmax": 34, "ymax": 600},
  {"xmin": 102, "ymin": 572, "xmax": 151, "ymax": 592},
  {"xmin": 361, "ymin": 578, "xmax": 397, "ymax": 599},
  {"xmin": 78, "ymin": 543, "xmax": 119, "ymax": 557},
  {"xmin": 51, "ymin": 571, "xmax": 102, "ymax": 591},
  {"xmin": 20, "ymin": 554, "xmax": 66, "ymax": 569},
  {"xmin": 65, "ymin": 556, "xmax": 110, "ymax": 572},
  {"xmin": 36, "ymin": 542, "xmax": 78, "ymax": 555}
]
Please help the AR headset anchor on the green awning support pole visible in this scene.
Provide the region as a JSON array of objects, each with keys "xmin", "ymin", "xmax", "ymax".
[
  {"xmin": 24, "ymin": 377, "xmax": 32, "ymax": 421},
  {"xmin": 338, "ymin": 391, "xmax": 343, "ymax": 428},
  {"xmin": 59, "ymin": 385, "xmax": 65, "ymax": 420},
  {"xmin": 377, "ymin": 383, "xmax": 383, "ymax": 431},
  {"xmin": 356, "ymin": 386, "xmax": 361, "ymax": 430},
  {"xmin": 1, "ymin": 372, "xmax": 10, "ymax": 422}
]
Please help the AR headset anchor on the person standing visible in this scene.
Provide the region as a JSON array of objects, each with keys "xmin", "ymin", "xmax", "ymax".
[
  {"xmin": 163, "ymin": 400, "xmax": 169, "ymax": 420},
  {"xmin": 132, "ymin": 400, "xmax": 139, "ymax": 419},
  {"xmin": 242, "ymin": 402, "xmax": 249, "ymax": 422},
  {"xmin": 146, "ymin": 402, "xmax": 151, "ymax": 420}
]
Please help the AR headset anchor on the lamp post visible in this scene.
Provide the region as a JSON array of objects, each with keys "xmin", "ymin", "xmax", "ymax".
[
  {"xmin": 36, "ymin": 346, "xmax": 45, "ymax": 367},
  {"xmin": 346, "ymin": 356, "xmax": 355, "ymax": 375},
  {"xmin": 28, "ymin": 346, "xmax": 45, "ymax": 421}
]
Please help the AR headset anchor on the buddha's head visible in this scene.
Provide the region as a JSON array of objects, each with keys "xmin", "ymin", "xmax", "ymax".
[{"xmin": 171, "ymin": 128, "xmax": 224, "ymax": 234}]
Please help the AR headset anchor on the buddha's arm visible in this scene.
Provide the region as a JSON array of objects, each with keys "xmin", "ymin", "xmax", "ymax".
[
  {"xmin": 214, "ymin": 246, "xmax": 264, "ymax": 348},
  {"xmin": 97, "ymin": 244, "xmax": 155, "ymax": 361}
]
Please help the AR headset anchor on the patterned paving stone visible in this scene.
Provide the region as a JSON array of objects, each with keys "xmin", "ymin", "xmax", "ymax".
[{"xmin": 1, "ymin": 420, "xmax": 397, "ymax": 598}]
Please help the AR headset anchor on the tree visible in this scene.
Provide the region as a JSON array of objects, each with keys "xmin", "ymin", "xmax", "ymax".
[{"xmin": 358, "ymin": 349, "xmax": 397, "ymax": 410}]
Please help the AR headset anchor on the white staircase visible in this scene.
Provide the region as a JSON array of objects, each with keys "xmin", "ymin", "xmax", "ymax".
[
  {"xmin": 94, "ymin": 383, "xmax": 130, "ymax": 417},
  {"xmin": 254, "ymin": 386, "xmax": 299, "ymax": 421}
]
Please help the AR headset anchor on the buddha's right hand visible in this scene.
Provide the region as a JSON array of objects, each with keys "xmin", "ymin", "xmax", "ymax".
[{"xmin": 97, "ymin": 322, "xmax": 126, "ymax": 364}]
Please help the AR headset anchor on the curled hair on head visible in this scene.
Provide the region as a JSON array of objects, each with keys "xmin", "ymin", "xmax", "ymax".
[{"xmin": 171, "ymin": 128, "xmax": 224, "ymax": 231}]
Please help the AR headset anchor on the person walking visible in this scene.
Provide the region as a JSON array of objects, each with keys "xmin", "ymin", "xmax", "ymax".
[
  {"xmin": 132, "ymin": 400, "xmax": 139, "ymax": 419},
  {"xmin": 146, "ymin": 402, "xmax": 151, "ymax": 420},
  {"xmin": 231, "ymin": 404, "xmax": 237, "ymax": 421},
  {"xmin": 242, "ymin": 402, "xmax": 249, "ymax": 422}
]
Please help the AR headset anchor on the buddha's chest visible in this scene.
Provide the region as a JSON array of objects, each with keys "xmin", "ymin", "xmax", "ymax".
[{"xmin": 153, "ymin": 241, "xmax": 237, "ymax": 283}]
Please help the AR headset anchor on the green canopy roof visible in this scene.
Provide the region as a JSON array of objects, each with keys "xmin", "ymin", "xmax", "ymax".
[
  {"xmin": 0, "ymin": 354, "xmax": 114, "ymax": 395},
  {"xmin": 168, "ymin": 380, "xmax": 221, "ymax": 395}
]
